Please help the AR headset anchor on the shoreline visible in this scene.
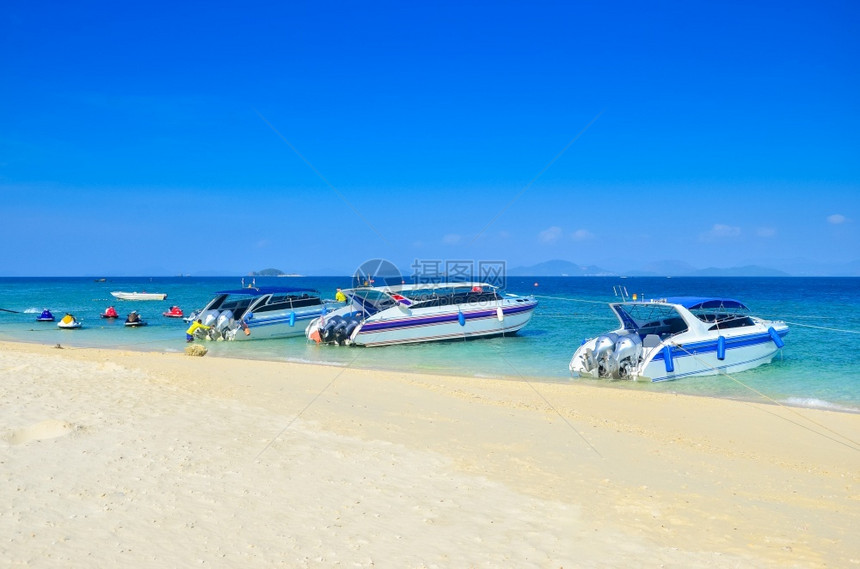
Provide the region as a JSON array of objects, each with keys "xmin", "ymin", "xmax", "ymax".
[
  {"xmin": 2, "ymin": 340, "xmax": 858, "ymax": 567},
  {"xmin": 5, "ymin": 333, "xmax": 859, "ymax": 416}
]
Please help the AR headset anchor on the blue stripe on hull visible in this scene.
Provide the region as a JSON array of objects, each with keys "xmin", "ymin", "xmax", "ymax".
[
  {"xmin": 355, "ymin": 321, "xmax": 531, "ymax": 346},
  {"xmin": 651, "ymin": 329, "xmax": 787, "ymax": 362}
]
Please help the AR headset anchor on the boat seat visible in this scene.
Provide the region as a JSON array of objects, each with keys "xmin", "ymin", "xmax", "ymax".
[{"xmin": 642, "ymin": 334, "xmax": 661, "ymax": 348}]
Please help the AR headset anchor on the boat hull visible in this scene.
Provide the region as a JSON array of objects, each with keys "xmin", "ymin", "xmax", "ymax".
[
  {"xmin": 571, "ymin": 324, "xmax": 788, "ymax": 382},
  {"xmin": 230, "ymin": 306, "xmax": 332, "ymax": 341},
  {"xmin": 111, "ymin": 291, "xmax": 167, "ymax": 301},
  {"xmin": 639, "ymin": 326, "xmax": 788, "ymax": 382},
  {"xmin": 349, "ymin": 300, "xmax": 537, "ymax": 347}
]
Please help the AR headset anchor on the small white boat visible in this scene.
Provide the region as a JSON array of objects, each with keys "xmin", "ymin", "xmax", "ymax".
[
  {"xmin": 57, "ymin": 313, "xmax": 82, "ymax": 329},
  {"xmin": 306, "ymin": 282, "xmax": 538, "ymax": 347},
  {"xmin": 111, "ymin": 291, "xmax": 167, "ymax": 301},
  {"xmin": 569, "ymin": 296, "xmax": 788, "ymax": 382}
]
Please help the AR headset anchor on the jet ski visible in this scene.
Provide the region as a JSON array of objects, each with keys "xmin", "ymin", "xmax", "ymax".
[
  {"xmin": 36, "ymin": 309, "xmax": 55, "ymax": 322},
  {"xmin": 101, "ymin": 306, "xmax": 119, "ymax": 319},
  {"xmin": 57, "ymin": 313, "xmax": 82, "ymax": 329},
  {"xmin": 163, "ymin": 306, "xmax": 184, "ymax": 318},
  {"xmin": 124, "ymin": 311, "xmax": 147, "ymax": 327}
]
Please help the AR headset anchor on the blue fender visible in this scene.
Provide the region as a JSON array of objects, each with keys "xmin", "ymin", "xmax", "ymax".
[
  {"xmin": 717, "ymin": 336, "xmax": 726, "ymax": 360},
  {"xmin": 458, "ymin": 311, "xmax": 466, "ymax": 327},
  {"xmin": 289, "ymin": 311, "xmax": 296, "ymax": 327},
  {"xmin": 768, "ymin": 327, "xmax": 785, "ymax": 349},
  {"xmin": 663, "ymin": 345, "xmax": 674, "ymax": 373}
]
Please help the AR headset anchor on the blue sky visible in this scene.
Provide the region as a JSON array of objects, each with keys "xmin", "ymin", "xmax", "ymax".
[{"xmin": 2, "ymin": 1, "xmax": 858, "ymax": 276}]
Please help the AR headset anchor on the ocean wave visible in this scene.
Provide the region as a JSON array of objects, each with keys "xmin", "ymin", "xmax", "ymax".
[
  {"xmin": 23, "ymin": 308, "xmax": 40, "ymax": 314},
  {"xmin": 782, "ymin": 397, "xmax": 860, "ymax": 413},
  {"xmin": 282, "ymin": 357, "xmax": 348, "ymax": 367}
]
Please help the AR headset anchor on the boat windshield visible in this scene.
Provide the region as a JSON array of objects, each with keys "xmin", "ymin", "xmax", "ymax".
[
  {"xmin": 346, "ymin": 289, "xmax": 397, "ymax": 315},
  {"xmin": 206, "ymin": 294, "xmax": 255, "ymax": 316},
  {"xmin": 690, "ymin": 305, "xmax": 756, "ymax": 330},
  {"xmin": 612, "ymin": 303, "xmax": 689, "ymax": 337},
  {"xmin": 403, "ymin": 286, "xmax": 501, "ymax": 308}
]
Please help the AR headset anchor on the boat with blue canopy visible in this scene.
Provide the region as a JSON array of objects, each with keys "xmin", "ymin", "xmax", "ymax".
[
  {"xmin": 569, "ymin": 296, "xmax": 788, "ymax": 382},
  {"xmin": 188, "ymin": 286, "xmax": 340, "ymax": 341}
]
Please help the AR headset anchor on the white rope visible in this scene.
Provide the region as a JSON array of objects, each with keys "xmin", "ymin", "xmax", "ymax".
[
  {"xmin": 781, "ymin": 320, "xmax": 860, "ymax": 334},
  {"xmin": 532, "ymin": 295, "xmax": 610, "ymax": 305}
]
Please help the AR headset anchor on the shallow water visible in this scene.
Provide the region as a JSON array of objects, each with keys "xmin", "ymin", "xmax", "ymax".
[{"xmin": 1, "ymin": 276, "xmax": 858, "ymax": 412}]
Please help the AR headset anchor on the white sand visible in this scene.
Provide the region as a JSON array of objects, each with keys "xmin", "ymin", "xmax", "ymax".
[{"xmin": 1, "ymin": 341, "xmax": 857, "ymax": 568}]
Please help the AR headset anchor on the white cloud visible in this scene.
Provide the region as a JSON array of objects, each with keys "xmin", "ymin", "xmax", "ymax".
[
  {"xmin": 701, "ymin": 224, "xmax": 741, "ymax": 241},
  {"xmin": 538, "ymin": 226, "xmax": 563, "ymax": 243},
  {"xmin": 442, "ymin": 233, "xmax": 461, "ymax": 245},
  {"xmin": 756, "ymin": 227, "xmax": 776, "ymax": 238},
  {"xmin": 571, "ymin": 229, "xmax": 594, "ymax": 241},
  {"xmin": 827, "ymin": 214, "xmax": 847, "ymax": 225}
]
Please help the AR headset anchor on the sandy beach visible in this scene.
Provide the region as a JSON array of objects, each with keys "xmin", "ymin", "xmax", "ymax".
[{"xmin": 0, "ymin": 340, "xmax": 857, "ymax": 568}]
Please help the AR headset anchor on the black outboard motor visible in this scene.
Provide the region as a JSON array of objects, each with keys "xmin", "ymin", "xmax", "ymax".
[
  {"xmin": 332, "ymin": 319, "xmax": 350, "ymax": 344},
  {"xmin": 321, "ymin": 316, "xmax": 344, "ymax": 343},
  {"xmin": 343, "ymin": 317, "xmax": 360, "ymax": 341}
]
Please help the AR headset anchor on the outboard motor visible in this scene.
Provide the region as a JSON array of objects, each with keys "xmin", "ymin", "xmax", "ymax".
[
  {"xmin": 592, "ymin": 333, "xmax": 620, "ymax": 378},
  {"xmin": 343, "ymin": 317, "xmax": 361, "ymax": 343},
  {"xmin": 200, "ymin": 310, "xmax": 219, "ymax": 327},
  {"xmin": 593, "ymin": 333, "xmax": 619, "ymax": 358},
  {"xmin": 321, "ymin": 316, "xmax": 344, "ymax": 343},
  {"xmin": 579, "ymin": 347, "xmax": 596, "ymax": 373},
  {"xmin": 215, "ymin": 310, "xmax": 235, "ymax": 339},
  {"xmin": 597, "ymin": 351, "xmax": 619, "ymax": 378},
  {"xmin": 332, "ymin": 318, "xmax": 350, "ymax": 344},
  {"xmin": 215, "ymin": 309, "xmax": 234, "ymax": 328},
  {"xmin": 613, "ymin": 334, "xmax": 643, "ymax": 379}
]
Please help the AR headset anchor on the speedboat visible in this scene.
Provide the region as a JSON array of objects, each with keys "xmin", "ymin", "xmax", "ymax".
[
  {"xmin": 305, "ymin": 282, "xmax": 538, "ymax": 347},
  {"xmin": 57, "ymin": 313, "xmax": 82, "ymax": 329},
  {"xmin": 124, "ymin": 311, "xmax": 147, "ymax": 327},
  {"xmin": 36, "ymin": 309, "xmax": 55, "ymax": 322},
  {"xmin": 163, "ymin": 306, "xmax": 184, "ymax": 318},
  {"xmin": 111, "ymin": 291, "xmax": 167, "ymax": 301},
  {"xmin": 101, "ymin": 306, "xmax": 119, "ymax": 319},
  {"xmin": 569, "ymin": 296, "xmax": 788, "ymax": 382},
  {"xmin": 190, "ymin": 287, "xmax": 339, "ymax": 341}
]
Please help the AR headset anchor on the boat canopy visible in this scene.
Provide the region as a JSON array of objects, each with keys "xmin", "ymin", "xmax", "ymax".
[
  {"xmin": 662, "ymin": 297, "xmax": 748, "ymax": 311},
  {"xmin": 215, "ymin": 287, "xmax": 319, "ymax": 296}
]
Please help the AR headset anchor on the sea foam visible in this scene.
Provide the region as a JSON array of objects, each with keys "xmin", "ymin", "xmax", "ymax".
[{"xmin": 782, "ymin": 397, "xmax": 860, "ymax": 414}]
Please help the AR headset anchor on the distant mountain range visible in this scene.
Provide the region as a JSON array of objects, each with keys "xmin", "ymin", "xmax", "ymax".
[{"xmin": 507, "ymin": 259, "xmax": 860, "ymax": 277}]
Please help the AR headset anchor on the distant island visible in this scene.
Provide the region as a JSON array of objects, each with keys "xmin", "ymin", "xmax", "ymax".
[
  {"xmin": 506, "ymin": 258, "xmax": 860, "ymax": 277},
  {"xmin": 249, "ymin": 268, "xmax": 303, "ymax": 277}
]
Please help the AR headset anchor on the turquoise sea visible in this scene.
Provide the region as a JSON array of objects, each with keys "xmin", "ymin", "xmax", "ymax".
[{"xmin": 1, "ymin": 276, "xmax": 858, "ymax": 413}]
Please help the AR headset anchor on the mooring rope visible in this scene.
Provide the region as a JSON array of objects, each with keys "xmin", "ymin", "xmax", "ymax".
[
  {"xmin": 780, "ymin": 320, "xmax": 860, "ymax": 335},
  {"xmin": 532, "ymin": 295, "xmax": 610, "ymax": 305}
]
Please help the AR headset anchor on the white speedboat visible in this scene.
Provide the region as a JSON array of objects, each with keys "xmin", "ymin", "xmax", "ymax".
[
  {"xmin": 111, "ymin": 291, "xmax": 167, "ymax": 301},
  {"xmin": 306, "ymin": 282, "xmax": 538, "ymax": 347},
  {"xmin": 569, "ymin": 296, "xmax": 788, "ymax": 382},
  {"xmin": 189, "ymin": 287, "xmax": 339, "ymax": 341}
]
